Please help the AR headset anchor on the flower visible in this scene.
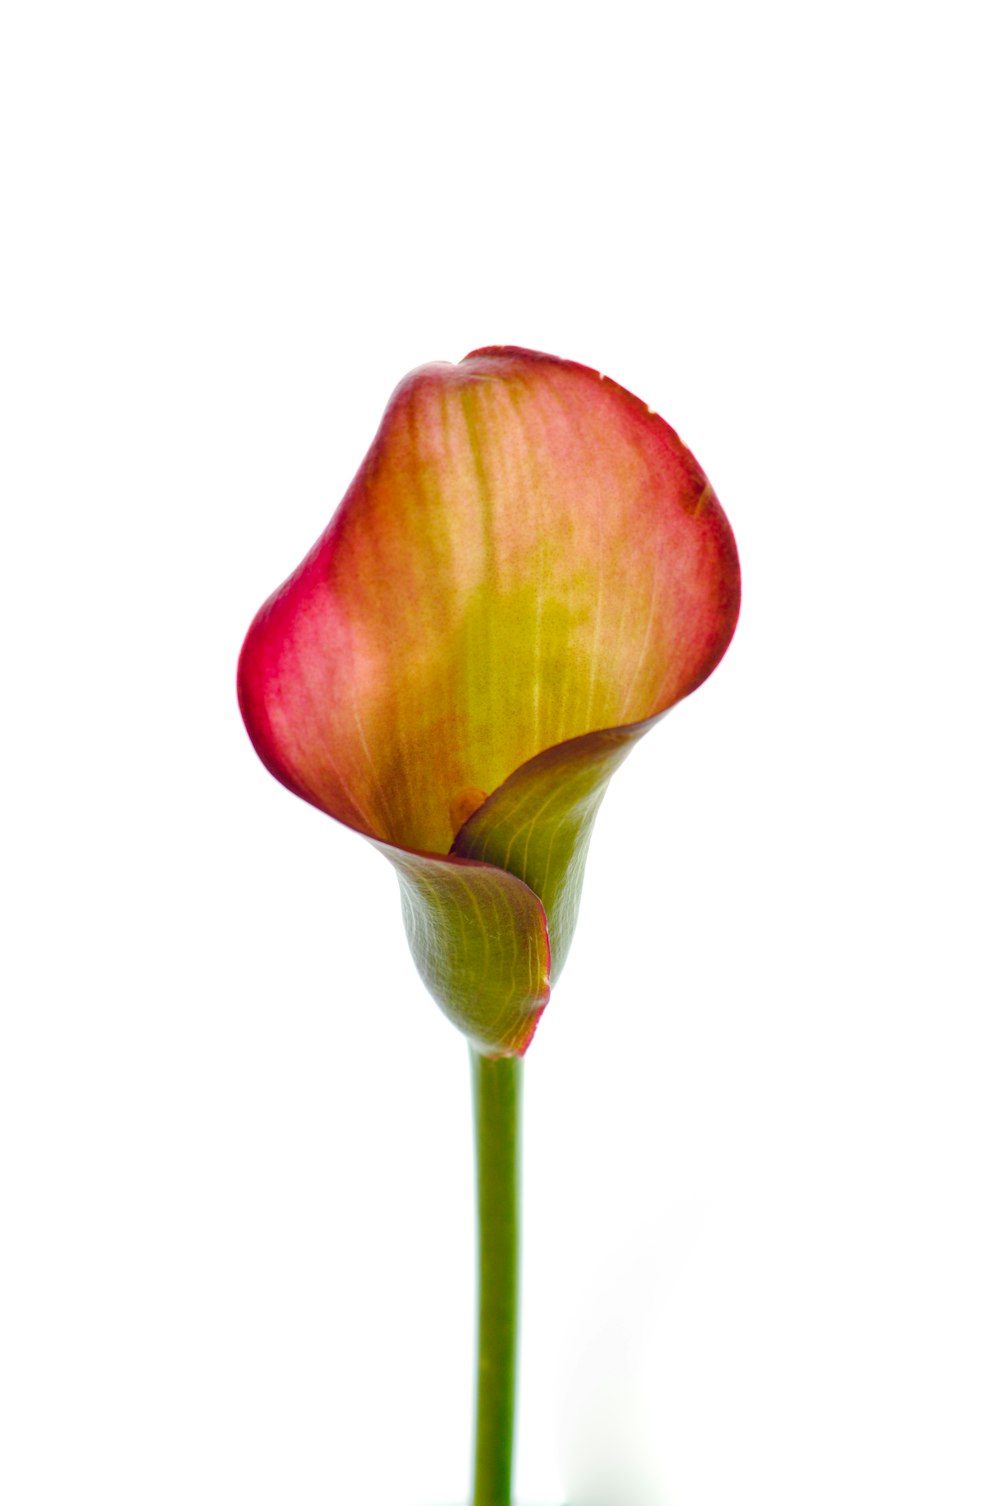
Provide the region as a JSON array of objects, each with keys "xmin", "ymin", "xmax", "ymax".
[{"xmin": 238, "ymin": 346, "xmax": 740, "ymax": 1056}]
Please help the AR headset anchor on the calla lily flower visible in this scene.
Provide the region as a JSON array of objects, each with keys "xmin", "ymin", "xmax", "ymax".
[{"xmin": 238, "ymin": 346, "xmax": 739, "ymax": 1057}]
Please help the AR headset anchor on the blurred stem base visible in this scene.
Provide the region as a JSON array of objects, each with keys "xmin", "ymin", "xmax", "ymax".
[{"xmin": 470, "ymin": 1049, "xmax": 523, "ymax": 1506}]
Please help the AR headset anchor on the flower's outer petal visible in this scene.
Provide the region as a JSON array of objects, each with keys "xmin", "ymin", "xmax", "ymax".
[
  {"xmin": 238, "ymin": 346, "xmax": 739, "ymax": 1052},
  {"xmin": 371, "ymin": 842, "xmax": 550, "ymax": 1056},
  {"xmin": 451, "ymin": 718, "xmax": 659, "ymax": 985}
]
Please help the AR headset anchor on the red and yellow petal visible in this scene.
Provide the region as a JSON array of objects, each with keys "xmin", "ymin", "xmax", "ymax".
[{"xmin": 238, "ymin": 347, "xmax": 739, "ymax": 1053}]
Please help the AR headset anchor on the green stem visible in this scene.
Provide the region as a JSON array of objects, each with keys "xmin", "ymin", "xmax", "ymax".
[{"xmin": 470, "ymin": 1048, "xmax": 523, "ymax": 1506}]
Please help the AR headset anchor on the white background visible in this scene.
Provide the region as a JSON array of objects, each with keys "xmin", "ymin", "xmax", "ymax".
[{"xmin": 2, "ymin": 2, "xmax": 997, "ymax": 1503}]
